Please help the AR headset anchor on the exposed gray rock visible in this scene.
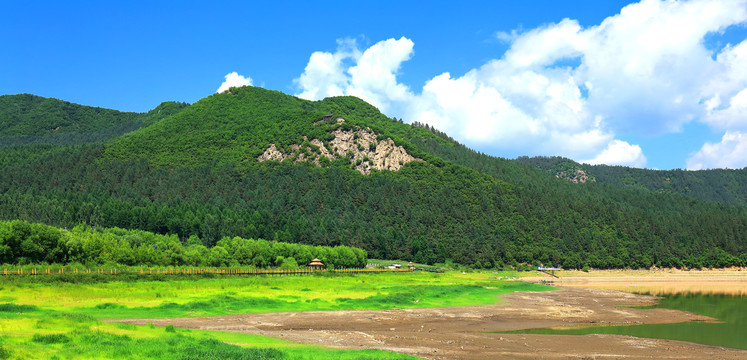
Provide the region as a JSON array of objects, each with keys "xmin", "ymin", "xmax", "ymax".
[
  {"xmin": 257, "ymin": 144, "xmax": 287, "ymax": 162},
  {"xmin": 257, "ymin": 122, "xmax": 420, "ymax": 175}
]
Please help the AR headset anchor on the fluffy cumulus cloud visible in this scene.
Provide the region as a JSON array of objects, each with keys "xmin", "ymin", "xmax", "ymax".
[
  {"xmin": 295, "ymin": 39, "xmax": 361, "ymax": 100},
  {"xmin": 582, "ymin": 140, "xmax": 647, "ymax": 168},
  {"xmin": 294, "ymin": 0, "xmax": 747, "ymax": 168},
  {"xmin": 217, "ymin": 72, "xmax": 253, "ymax": 93},
  {"xmin": 702, "ymin": 40, "xmax": 747, "ymax": 131},
  {"xmin": 295, "ymin": 37, "xmax": 415, "ymax": 115},
  {"xmin": 687, "ymin": 131, "xmax": 747, "ymax": 169}
]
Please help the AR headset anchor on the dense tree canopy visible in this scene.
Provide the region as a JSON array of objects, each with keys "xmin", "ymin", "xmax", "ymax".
[
  {"xmin": 0, "ymin": 94, "xmax": 188, "ymax": 148},
  {"xmin": 0, "ymin": 220, "xmax": 366, "ymax": 268},
  {"xmin": 1, "ymin": 86, "xmax": 745, "ymax": 269},
  {"xmin": 516, "ymin": 156, "xmax": 747, "ymax": 207}
]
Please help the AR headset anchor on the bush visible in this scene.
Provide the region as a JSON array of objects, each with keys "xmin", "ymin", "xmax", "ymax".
[
  {"xmin": 0, "ymin": 303, "xmax": 38, "ymax": 312},
  {"xmin": 177, "ymin": 340, "xmax": 282, "ymax": 360},
  {"xmin": 278, "ymin": 257, "xmax": 298, "ymax": 270},
  {"xmin": 31, "ymin": 333, "xmax": 71, "ymax": 344}
]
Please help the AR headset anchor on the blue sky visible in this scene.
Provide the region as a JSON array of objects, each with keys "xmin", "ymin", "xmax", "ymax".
[{"xmin": 2, "ymin": 0, "xmax": 747, "ymax": 170}]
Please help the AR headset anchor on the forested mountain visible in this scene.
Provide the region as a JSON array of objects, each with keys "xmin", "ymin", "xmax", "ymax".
[
  {"xmin": 516, "ymin": 156, "xmax": 747, "ymax": 207},
  {"xmin": 0, "ymin": 94, "xmax": 188, "ymax": 148},
  {"xmin": 1, "ymin": 86, "xmax": 745, "ymax": 269}
]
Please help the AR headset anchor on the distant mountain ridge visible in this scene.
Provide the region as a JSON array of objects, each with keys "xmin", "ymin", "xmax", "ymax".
[
  {"xmin": 0, "ymin": 94, "xmax": 188, "ymax": 147},
  {"xmin": 0, "ymin": 86, "xmax": 745, "ymax": 269},
  {"xmin": 516, "ymin": 156, "xmax": 747, "ymax": 207}
]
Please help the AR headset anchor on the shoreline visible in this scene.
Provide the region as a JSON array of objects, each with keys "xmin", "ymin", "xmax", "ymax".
[
  {"xmin": 522, "ymin": 269, "xmax": 747, "ymax": 295},
  {"xmin": 117, "ymin": 271, "xmax": 747, "ymax": 359}
]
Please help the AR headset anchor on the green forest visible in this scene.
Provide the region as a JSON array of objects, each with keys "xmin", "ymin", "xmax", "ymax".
[
  {"xmin": 0, "ymin": 87, "xmax": 745, "ymax": 269},
  {"xmin": 0, "ymin": 220, "xmax": 366, "ymax": 269},
  {"xmin": 516, "ymin": 155, "xmax": 747, "ymax": 207},
  {"xmin": 0, "ymin": 94, "xmax": 188, "ymax": 148}
]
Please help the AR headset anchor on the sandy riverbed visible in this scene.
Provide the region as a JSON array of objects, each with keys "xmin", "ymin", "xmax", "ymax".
[
  {"xmin": 118, "ymin": 270, "xmax": 747, "ymax": 359},
  {"xmin": 525, "ymin": 268, "xmax": 747, "ymax": 295}
]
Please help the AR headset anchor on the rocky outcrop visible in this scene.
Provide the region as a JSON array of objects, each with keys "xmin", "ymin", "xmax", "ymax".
[
  {"xmin": 329, "ymin": 128, "xmax": 418, "ymax": 174},
  {"xmin": 556, "ymin": 169, "xmax": 594, "ymax": 183},
  {"xmin": 257, "ymin": 144, "xmax": 286, "ymax": 162},
  {"xmin": 257, "ymin": 124, "xmax": 420, "ymax": 175}
]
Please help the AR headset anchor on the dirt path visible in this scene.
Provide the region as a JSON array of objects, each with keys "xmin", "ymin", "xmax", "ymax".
[{"xmin": 117, "ymin": 286, "xmax": 747, "ymax": 359}]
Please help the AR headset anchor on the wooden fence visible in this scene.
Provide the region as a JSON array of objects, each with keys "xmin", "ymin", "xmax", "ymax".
[{"xmin": 1, "ymin": 267, "xmax": 414, "ymax": 277}]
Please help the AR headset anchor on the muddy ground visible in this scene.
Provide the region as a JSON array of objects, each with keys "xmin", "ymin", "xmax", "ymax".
[{"xmin": 118, "ymin": 284, "xmax": 747, "ymax": 359}]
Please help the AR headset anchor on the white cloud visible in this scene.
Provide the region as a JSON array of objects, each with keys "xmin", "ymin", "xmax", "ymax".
[
  {"xmin": 686, "ymin": 131, "xmax": 747, "ymax": 169},
  {"xmin": 702, "ymin": 40, "xmax": 747, "ymax": 130},
  {"xmin": 217, "ymin": 72, "xmax": 253, "ymax": 93},
  {"xmin": 577, "ymin": 0, "xmax": 747, "ymax": 135},
  {"xmin": 295, "ymin": 38, "xmax": 361, "ymax": 100},
  {"xmin": 294, "ymin": 0, "xmax": 747, "ymax": 168},
  {"xmin": 294, "ymin": 37, "xmax": 414, "ymax": 114},
  {"xmin": 345, "ymin": 37, "xmax": 415, "ymax": 113},
  {"xmin": 582, "ymin": 140, "xmax": 647, "ymax": 167},
  {"xmin": 495, "ymin": 29, "xmax": 520, "ymax": 43},
  {"xmin": 407, "ymin": 67, "xmax": 612, "ymax": 160}
]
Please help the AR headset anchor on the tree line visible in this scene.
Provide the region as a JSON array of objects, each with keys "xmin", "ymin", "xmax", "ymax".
[
  {"xmin": 515, "ymin": 155, "xmax": 747, "ymax": 207},
  {"xmin": 0, "ymin": 220, "xmax": 367, "ymax": 269}
]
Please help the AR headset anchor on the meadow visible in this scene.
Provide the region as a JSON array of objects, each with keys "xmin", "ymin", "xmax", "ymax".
[{"xmin": 0, "ymin": 270, "xmax": 549, "ymax": 359}]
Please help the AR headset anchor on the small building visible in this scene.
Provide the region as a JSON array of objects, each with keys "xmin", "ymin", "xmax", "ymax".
[
  {"xmin": 322, "ymin": 114, "xmax": 334, "ymax": 121},
  {"xmin": 407, "ymin": 262, "xmax": 415, "ymax": 270},
  {"xmin": 309, "ymin": 258, "xmax": 324, "ymax": 271}
]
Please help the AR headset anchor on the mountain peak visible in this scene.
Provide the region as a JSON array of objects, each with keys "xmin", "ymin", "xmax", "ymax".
[{"xmin": 103, "ymin": 86, "xmax": 428, "ymax": 171}]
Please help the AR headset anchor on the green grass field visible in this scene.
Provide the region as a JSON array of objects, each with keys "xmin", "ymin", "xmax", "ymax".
[{"xmin": 0, "ymin": 270, "xmax": 551, "ymax": 359}]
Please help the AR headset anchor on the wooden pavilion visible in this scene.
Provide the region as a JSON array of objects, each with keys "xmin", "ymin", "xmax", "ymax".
[{"xmin": 309, "ymin": 258, "xmax": 324, "ymax": 271}]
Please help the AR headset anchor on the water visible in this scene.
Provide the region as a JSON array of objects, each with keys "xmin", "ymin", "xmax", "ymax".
[{"xmin": 512, "ymin": 293, "xmax": 747, "ymax": 350}]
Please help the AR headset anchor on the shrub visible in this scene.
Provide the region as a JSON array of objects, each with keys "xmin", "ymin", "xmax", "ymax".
[
  {"xmin": 31, "ymin": 333, "xmax": 71, "ymax": 344},
  {"xmin": 177, "ymin": 339, "xmax": 282, "ymax": 360},
  {"xmin": 0, "ymin": 303, "xmax": 38, "ymax": 312}
]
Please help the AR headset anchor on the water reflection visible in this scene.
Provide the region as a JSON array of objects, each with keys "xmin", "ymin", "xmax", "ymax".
[{"xmin": 513, "ymin": 293, "xmax": 747, "ymax": 350}]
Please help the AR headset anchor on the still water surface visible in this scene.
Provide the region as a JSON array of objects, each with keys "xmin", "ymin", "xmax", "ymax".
[{"xmin": 513, "ymin": 293, "xmax": 747, "ymax": 350}]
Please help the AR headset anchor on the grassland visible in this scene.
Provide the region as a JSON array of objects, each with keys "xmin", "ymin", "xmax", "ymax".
[
  {"xmin": 0, "ymin": 309, "xmax": 418, "ymax": 360},
  {"xmin": 0, "ymin": 270, "xmax": 549, "ymax": 359}
]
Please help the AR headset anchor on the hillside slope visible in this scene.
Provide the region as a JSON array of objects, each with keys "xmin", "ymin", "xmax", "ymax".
[
  {"xmin": 1, "ymin": 86, "xmax": 745, "ymax": 269},
  {"xmin": 0, "ymin": 94, "xmax": 188, "ymax": 148},
  {"xmin": 103, "ymin": 87, "xmax": 440, "ymax": 169},
  {"xmin": 516, "ymin": 156, "xmax": 747, "ymax": 206}
]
